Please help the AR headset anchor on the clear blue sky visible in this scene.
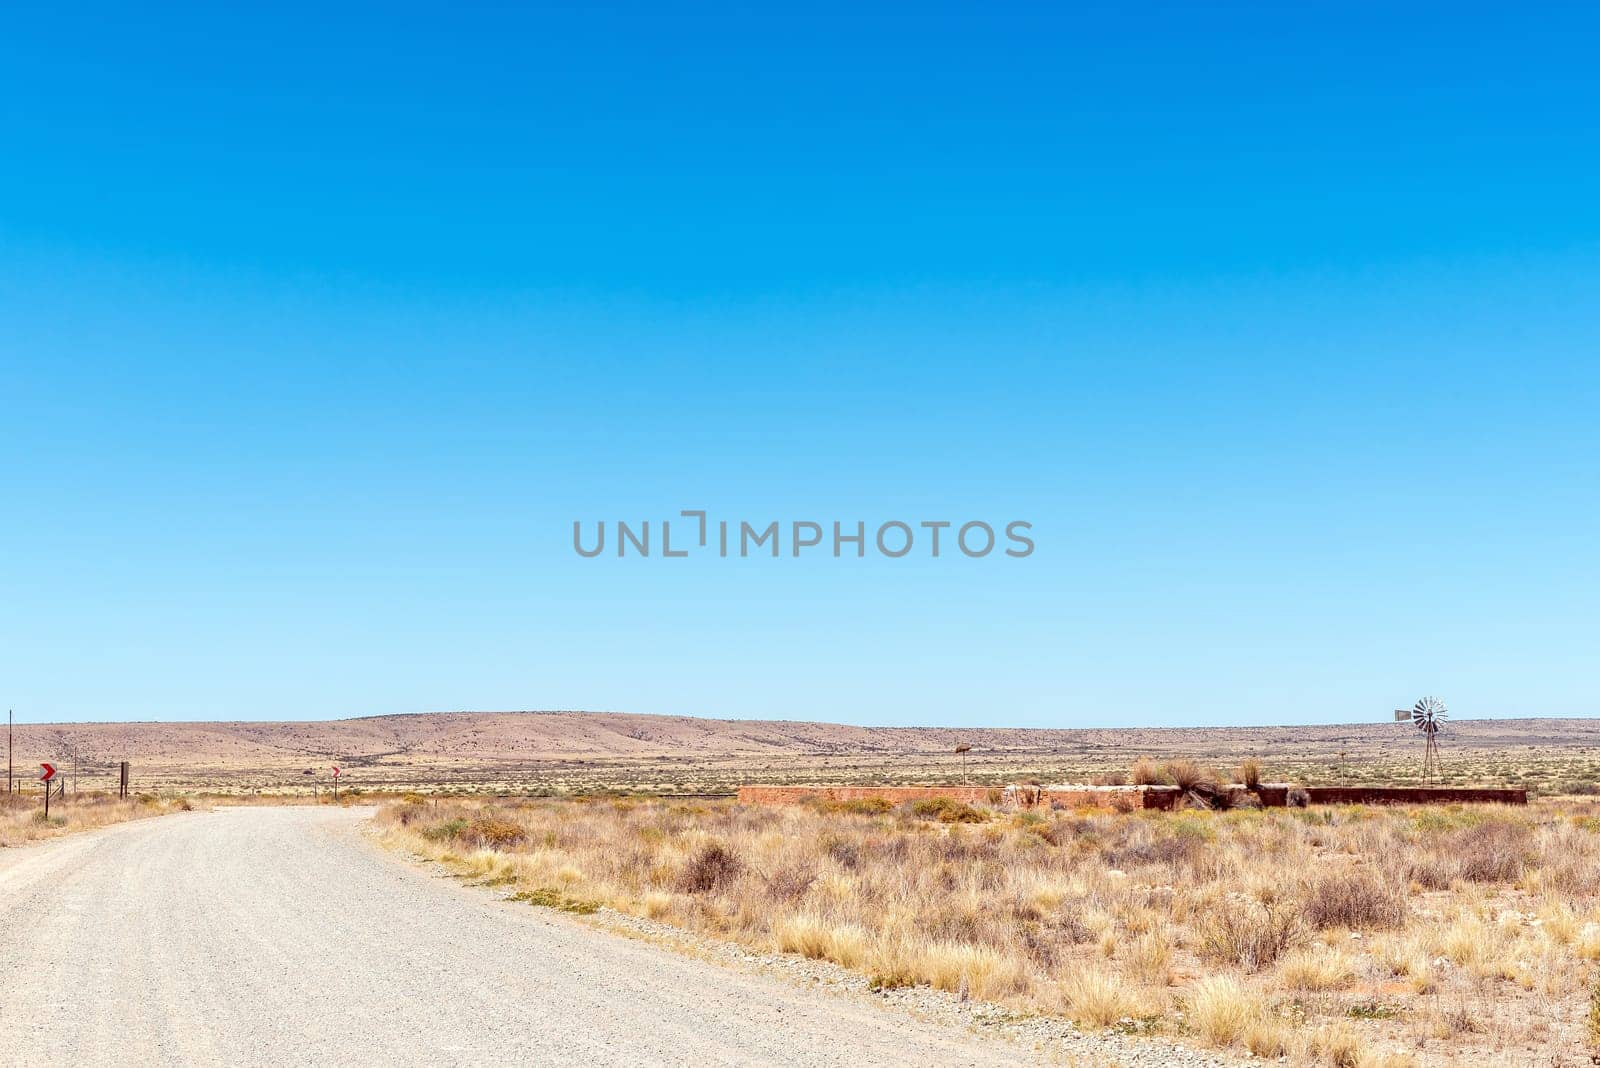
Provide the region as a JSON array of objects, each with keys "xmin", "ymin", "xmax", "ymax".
[{"xmin": 2, "ymin": 3, "xmax": 1596, "ymax": 727}]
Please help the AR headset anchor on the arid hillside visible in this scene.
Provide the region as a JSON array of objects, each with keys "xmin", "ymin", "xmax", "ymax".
[{"xmin": 6, "ymin": 711, "xmax": 1598, "ymax": 795}]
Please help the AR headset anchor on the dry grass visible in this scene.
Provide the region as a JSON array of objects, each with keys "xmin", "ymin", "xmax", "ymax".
[
  {"xmin": 1188, "ymin": 975, "xmax": 1261, "ymax": 1046},
  {"xmin": 1589, "ymin": 970, "xmax": 1600, "ymax": 1051},
  {"xmin": 1129, "ymin": 756, "xmax": 1165, "ymax": 786},
  {"xmin": 1276, "ymin": 945, "xmax": 1356, "ymax": 991},
  {"xmin": 0, "ymin": 790, "xmax": 190, "ymax": 847},
  {"xmin": 1163, "ymin": 759, "xmax": 1219, "ymax": 793},
  {"xmin": 377, "ymin": 796, "xmax": 1600, "ymax": 1065},
  {"xmin": 1237, "ymin": 758, "xmax": 1263, "ymax": 790},
  {"xmin": 1059, "ymin": 967, "xmax": 1139, "ymax": 1027}
]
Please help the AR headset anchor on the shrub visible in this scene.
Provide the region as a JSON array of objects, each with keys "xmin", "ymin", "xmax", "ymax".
[
  {"xmin": 1302, "ymin": 871, "xmax": 1406, "ymax": 930},
  {"xmin": 676, "ymin": 842, "xmax": 742, "ymax": 893},
  {"xmin": 1035, "ymin": 817, "xmax": 1094, "ymax": 848},
  {"xmin": 1406, "ymin": 851, "xmax": 1458, "ymax": 889},
  {"xmin": 823, "ymin": 836, "xmax": 861, "ymax": 869},
  {"xmin": 1106, "ymin": 831, "xmax": 1204, "ymax": 872},
  {"xmin": 1092, "ymin": 770, "xmax": 1128, "ymax": 786},
  {"xmin": 422, "ymin": 817, "xmax": 468, "ymax": 842},
  {"xmin": 764, "ymin": 863, "xmax": 816, "ymax": 901},
  {"xmin": 906, "ymin": 797, "xmax": 987, "ymax": 823},
  {"xmin": 465, "ymin": 815, "xmax": 525, "ymax": 849},
  {"xmin": 1198, "ymin": 900, "xmax": 1306, "ymax": 970},
  {"xmin": 810, "ymin": 796, "xmax": 892, "ymax": 815},
  {"xmin": 1452, "ymin": 821, "xmax": 1530, "ymax": 883}
]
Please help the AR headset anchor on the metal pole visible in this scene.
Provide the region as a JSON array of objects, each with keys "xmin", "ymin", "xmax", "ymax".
[{"xmin": 7, "ymin": 708, "xmax": 12, "ymax": 795}]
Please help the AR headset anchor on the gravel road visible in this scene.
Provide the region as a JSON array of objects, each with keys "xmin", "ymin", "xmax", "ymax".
[{"xmin": 0, "ymin": 806, "xmax": 1055, "ymax": 1067}]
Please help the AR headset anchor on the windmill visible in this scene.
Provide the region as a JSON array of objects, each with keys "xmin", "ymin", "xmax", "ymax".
[
  {"xmin": 1410, "ymin": 697, "xmax": 1448, "ymax": 782},
  {"xmin": 954, "ymin": 743, "xmax": 972, "ymax": 784}
]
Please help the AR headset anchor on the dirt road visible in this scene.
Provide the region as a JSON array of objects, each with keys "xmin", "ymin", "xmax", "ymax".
[{"xmin": 0, "ymin": 806, "xmax": 1042, "ymax": 1066}]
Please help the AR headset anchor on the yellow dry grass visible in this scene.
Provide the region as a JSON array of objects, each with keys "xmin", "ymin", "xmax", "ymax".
[
  {"xmin": 377, "ymin": 793, "xmax": 1600, "ymax": 1065},
  {"xmin": 0, "ymin": 790, "xmax": 191, "ymax": 847}
]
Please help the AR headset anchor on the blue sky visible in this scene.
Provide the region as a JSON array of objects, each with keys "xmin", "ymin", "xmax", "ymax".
[{"xmin": 2, "ymin": 3, "xmax": 1596, "ymax": 727}]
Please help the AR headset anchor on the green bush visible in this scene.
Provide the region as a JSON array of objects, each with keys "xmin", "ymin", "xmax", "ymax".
[{"xmin": 422, "ymin": 818, "xmax": 468, "ymax": 842}]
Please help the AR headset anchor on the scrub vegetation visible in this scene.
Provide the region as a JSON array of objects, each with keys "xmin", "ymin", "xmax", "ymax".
[
  {"xmin": 379, "ymin": 784, "xmax": 1600, "ymax": 1066},
  {"xmin": 0, "ymin": 790, "xmax": 191, "ymax": 847}
]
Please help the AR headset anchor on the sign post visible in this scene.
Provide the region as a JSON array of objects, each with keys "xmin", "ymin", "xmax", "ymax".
[
  {"xmin": 332, "ymin": 766, "xmax": 340, "ymax": 801},
  {"xmin": 40, "ymin": 762, "xmax": 56, "ymax": 817}
]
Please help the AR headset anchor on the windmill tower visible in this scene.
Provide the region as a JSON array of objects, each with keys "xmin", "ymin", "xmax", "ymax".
[{"xmin": 1410, "ymin": 697, "xmax": 1448, "ymax": 783}]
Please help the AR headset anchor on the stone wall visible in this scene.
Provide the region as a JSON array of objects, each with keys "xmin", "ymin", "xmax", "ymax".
[
  {"xmin": 735, "ymin": 784, "xmax": 1179, "ymax": 810},
  {"xmin": 735, "ymin": 783, "xmax": 1527, "ymax": 810},
  {"xmin": 1303, "ymin": 786, "xmax": 1527, "ymax": 806}
]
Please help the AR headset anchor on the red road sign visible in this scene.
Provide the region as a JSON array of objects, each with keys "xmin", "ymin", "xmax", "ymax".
[
  {"xmin": 332, "ymin": 766, "xmax": 340, "ymax": 778},
  {"xmin": 39, "ymin": 763, "xmax": 56, "ymax": 782}
]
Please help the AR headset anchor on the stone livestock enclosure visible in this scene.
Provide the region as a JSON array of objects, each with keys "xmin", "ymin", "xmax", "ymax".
[{"xmin": 736, "ymin": 782, "xmax": 1529, "ymax": 810}]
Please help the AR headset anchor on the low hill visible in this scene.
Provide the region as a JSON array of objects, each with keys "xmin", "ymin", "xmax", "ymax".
[{"xmin": 5, "ymin": 711, "xmax": 1595, "ymax": 795}]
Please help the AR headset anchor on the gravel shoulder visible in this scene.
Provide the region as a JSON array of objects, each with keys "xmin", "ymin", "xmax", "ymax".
[{"xmin": 0, "ymin": 806, "xmax": 1235, "ymax": 1066}]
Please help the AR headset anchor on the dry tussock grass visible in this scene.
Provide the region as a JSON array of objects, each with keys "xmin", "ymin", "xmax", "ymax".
[
  {"xmin": 378, "ymin": 795, "xmax": 1600, "ymax": 1065},
  {"xmin": 0, "ymin": 790, "xmax": 190, "ymax": 847}
]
